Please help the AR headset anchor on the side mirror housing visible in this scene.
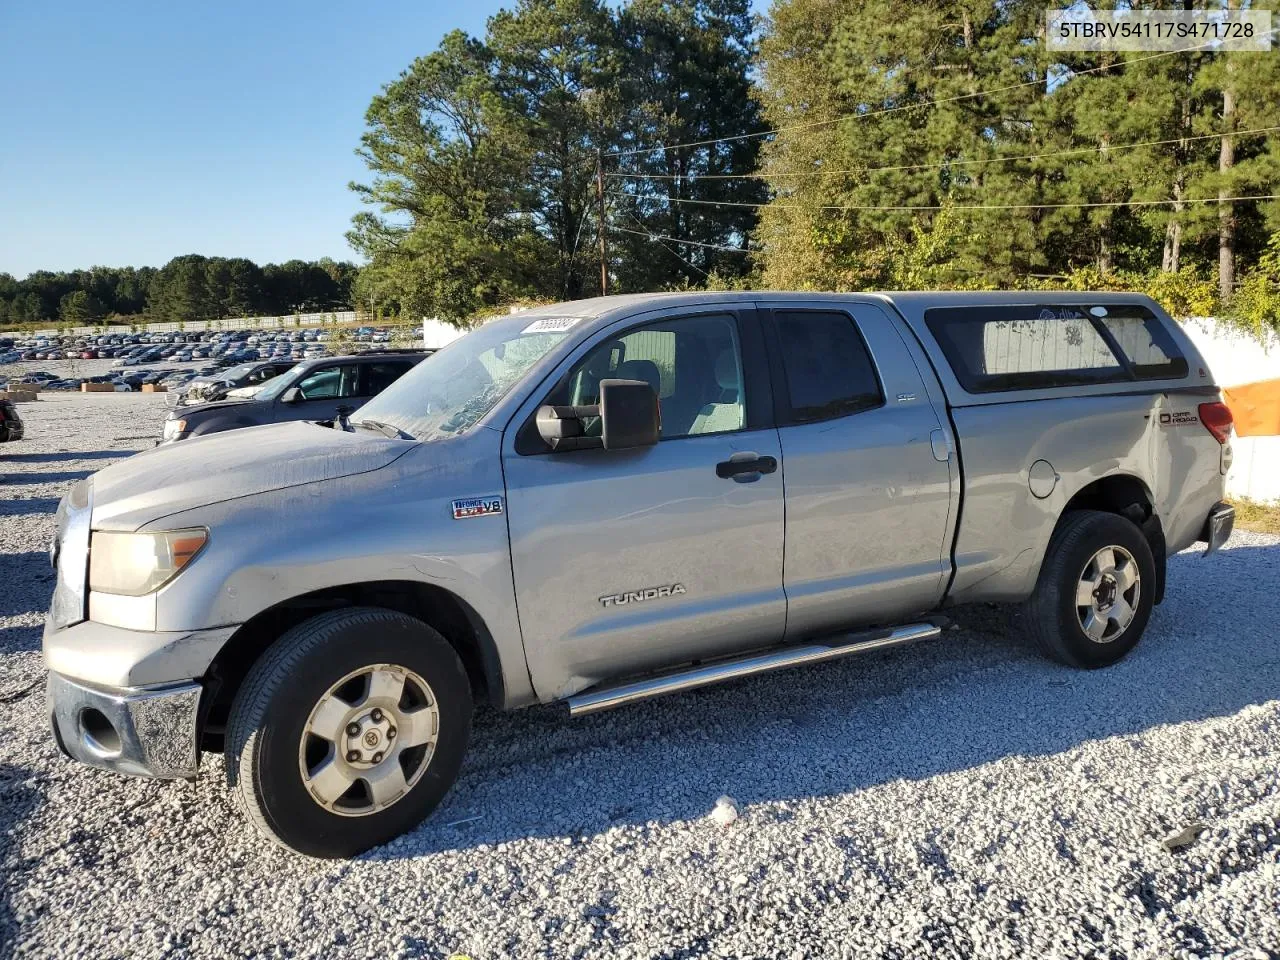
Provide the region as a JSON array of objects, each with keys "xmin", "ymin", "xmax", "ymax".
[
  {"xmin": 536, "ymin": 402, "xmax": 601, "ymax": 451},
  {"xmin": 535, "ymin": 378, "xmax": 659, "ymax": 452},
  {"xmin": 281, "ymin": 386, "xmax": 302, "ymax": 404},
  {"xmin": 600, "ymin": 378, "xmax": 660, "ymax": 450}
]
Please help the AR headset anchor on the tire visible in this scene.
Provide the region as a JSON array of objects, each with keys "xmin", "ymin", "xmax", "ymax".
[
  {"xmin": 1026, "ymin": 509, "xmax": 1156, "ymax": 669},
  {"xmin": 224, "ymin": 607, "xmax": 472, "ymax": 857}
]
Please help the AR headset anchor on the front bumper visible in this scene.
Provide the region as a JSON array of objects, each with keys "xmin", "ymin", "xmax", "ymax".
[
  {"xmin": 43, "ymin": 618, "xmax": 237, "ymax": 689},
  {"xmin": 1200, "ymin": 501, "xmax": 1235, "ymax": 555},
  {"xmin": 47, "ymin": 671, "xmax": 202, "ymax": 779}
]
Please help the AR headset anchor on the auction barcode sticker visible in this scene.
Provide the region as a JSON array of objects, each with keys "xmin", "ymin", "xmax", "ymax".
[
  {"xmin": 1047, "ymin": 9, "xmax": 1272, "ymax": 52},
  {"xmin": 521, "ymin": 317, "xmax": 580, "ymax": 334}
]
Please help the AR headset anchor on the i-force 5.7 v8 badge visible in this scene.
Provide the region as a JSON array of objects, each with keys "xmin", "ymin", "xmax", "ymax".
[
  {"xmin": 599, "ymin": 583, "xmax": 687, "ymax": 607},
  {"xmin": 451, "ymin": 496, "xmax": 504, "ymax": 520}
]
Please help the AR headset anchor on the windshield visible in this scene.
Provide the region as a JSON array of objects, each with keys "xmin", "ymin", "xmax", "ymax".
[
  {"xmin": 356, "ymin": 316, "xmax": 579, "ymax": 441},
  {"xmin": 218, "ymin": 362, "xmax": 262, "ymax": 382}
]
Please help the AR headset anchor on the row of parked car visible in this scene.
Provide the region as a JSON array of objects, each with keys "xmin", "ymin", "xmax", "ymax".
[
  {"xmin": 0, "ymin": 324, "xmax": 405, "ymax": 366},
  {"xmin": 0, "ymin": 367, "xmax": 208, "ymax": 394}
]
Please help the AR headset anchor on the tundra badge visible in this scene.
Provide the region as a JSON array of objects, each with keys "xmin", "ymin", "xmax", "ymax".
[{"xmin": 600, "ymin": 583, "xmax": 687, "ymax": 607}]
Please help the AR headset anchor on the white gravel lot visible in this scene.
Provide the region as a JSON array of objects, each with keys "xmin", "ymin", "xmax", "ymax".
[{"xmin": 2, "ymin": 391, "xmax": 1278, "ymax": 960}]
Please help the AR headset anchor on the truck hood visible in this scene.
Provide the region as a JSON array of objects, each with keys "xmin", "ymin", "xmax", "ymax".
[{"xmin": 91, "ymin": 422, "xmax": 413, "ymax": 531}]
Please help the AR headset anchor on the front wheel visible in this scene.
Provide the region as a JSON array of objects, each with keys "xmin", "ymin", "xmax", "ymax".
[
  {"xmin": 1026, "ymin": 510, "xmax": 1156, "ymax": 669},
  {"xmin": 225, "ymin": 607, "xmax": 472, "ymax": 857}
]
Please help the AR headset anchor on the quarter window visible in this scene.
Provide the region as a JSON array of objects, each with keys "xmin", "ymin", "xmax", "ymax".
[{"xmin": 774, "ymin": 311, "xmax": 883, "ymax": 422}]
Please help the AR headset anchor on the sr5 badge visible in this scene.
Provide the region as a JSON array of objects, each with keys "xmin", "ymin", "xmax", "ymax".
[{"xmin": 452, "ymin": 496, "xmax": 504, "ymax": 520}]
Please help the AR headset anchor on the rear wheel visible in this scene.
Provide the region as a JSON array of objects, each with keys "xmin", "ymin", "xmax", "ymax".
[
  {"xmin": 225, "ymin": 607, "xmax": 472, "ymax": 857},
  {"xmin": 1027, "ymin": 510, "xmax": 1156, "ymax": 668}
]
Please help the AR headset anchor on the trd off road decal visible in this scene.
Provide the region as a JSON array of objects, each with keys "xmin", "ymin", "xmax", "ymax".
[
  {"xmin": 451, "ymin": 496, "xmax": 504, "ymax": 520},
  {"xmin": 1158, "ymin": 411, "xmax": 1199, "ymax": 427}
]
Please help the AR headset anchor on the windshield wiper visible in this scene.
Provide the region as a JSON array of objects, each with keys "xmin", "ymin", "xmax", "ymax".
[{"xmin": 358, "ymin": 418, "xmax": 416, "ymax": 441}]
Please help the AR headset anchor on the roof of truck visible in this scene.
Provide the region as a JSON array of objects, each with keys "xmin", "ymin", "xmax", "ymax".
[{"xmin": 514, "ymin": 289, "xmax": 1164, "ymax": 323}]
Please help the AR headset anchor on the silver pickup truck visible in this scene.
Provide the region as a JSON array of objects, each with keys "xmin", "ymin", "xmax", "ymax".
[{"xmin": 44, "ymin": 291, "xmax": 1235, "ymax": 857}]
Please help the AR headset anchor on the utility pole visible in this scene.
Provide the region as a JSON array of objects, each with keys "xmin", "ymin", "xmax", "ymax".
[{"xmin": 595, "ymin": 147, "xmax": 609, "ymax": 296}]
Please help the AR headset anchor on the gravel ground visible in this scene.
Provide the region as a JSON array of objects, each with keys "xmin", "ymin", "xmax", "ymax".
[{"xmin": 2, "ymin": 393, "xmax": 1278, "ymax": 960}]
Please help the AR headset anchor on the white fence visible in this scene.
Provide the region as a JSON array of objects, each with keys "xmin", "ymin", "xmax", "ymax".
[
  {"xmin": 2, "ymin": 311, "xmax": 360, "ymax": 339},
  {"xmin": 1181, "ymin": 317, "xmax": 1280, "ymax": 503}
]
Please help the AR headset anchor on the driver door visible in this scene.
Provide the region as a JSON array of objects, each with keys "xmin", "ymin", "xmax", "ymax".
[{"xmin": 501, "ymin": 308, "xmax": 786, "ymax": 700}]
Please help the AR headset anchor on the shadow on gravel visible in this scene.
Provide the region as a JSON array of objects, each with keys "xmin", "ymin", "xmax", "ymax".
[
  {"xmin": 365, "ymin": 542, "xmax": 1280, "ymax": 861},
  {"xmin": 0, "ymin": 498, "xmax": 60, "ymax": 518},
  {"xmin": 1, "ymin": 450, "xmax": 137, "ymax": 464},
  {"xmin": 0, "ymin": 554, "xmax": 54, "ymax": 621},
  {"xmin": 0, "ymin": 625, "xmax": 42, "ymax": 655},
  {"xmin": 0, "ymin": 764, "xmax": 41, "ymax": 957},
  {"xmin": 0, "ymin": 470, "xmax": 92, "ymax": 487}
]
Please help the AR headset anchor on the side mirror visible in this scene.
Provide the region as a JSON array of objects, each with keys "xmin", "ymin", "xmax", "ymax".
[
  {"xmin": 599, "ymin": 378, "xmax": 660, "ymax": 450},
  {"xmin": 535, "ymin": 378, "xmax": 659, "ymax": 452},
  {"xmin": 281, "ymin": 386, "xmax": 302, "ymax": 404}
]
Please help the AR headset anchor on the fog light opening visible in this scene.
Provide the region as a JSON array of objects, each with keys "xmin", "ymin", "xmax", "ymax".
[{"xmin": 79, "ymin": 708, "xmax": 122, "ymax": 756}]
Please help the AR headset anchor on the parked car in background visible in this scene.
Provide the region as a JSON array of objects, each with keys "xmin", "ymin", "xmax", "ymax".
[
  {"xmin": 161, "ymin": 350, "xmax": 428, "ymax": 442},
  {"xmin": 0, "ymin": 398, "xmax": 23, "ymax": 441},
  {"xmin": 172, "ymin": 359, "xmax": 297, "ymax": 408}
]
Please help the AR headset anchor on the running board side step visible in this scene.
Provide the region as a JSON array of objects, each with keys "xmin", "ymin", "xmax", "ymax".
[{"xmin": 565, "ymin": 622, "xmax": 942, "ymax": 717}]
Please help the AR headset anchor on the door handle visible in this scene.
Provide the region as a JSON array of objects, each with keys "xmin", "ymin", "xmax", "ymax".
[{"xmin": 716, "ymin": 454, "xmax": 778, "ymax": 481}]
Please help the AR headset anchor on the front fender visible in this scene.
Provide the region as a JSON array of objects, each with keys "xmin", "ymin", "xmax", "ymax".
[{"xmin": 142, "ymin": 432, "xmax": 533, "ymax": 705}]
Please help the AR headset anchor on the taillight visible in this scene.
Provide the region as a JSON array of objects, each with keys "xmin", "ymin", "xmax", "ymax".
[{"xmin": 1198, "ymin": 401, "xmax": 1233, "ymax": 444}]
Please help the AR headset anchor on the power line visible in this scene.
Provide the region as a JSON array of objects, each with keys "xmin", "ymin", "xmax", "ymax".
[
  {"xmin": 613, "ymin": 226, "xmax": 752, "ymax": 253},
  {"xmin": 620, "ymin": 211, "xmax": 710, "ymax": 277},
  {"xmin": 608, "ymin": 191, "xmax": 1280, "ymax": 213},
  {"xmin": 606, "ymin": 30, "xmax": 1278, "ymax": 159},
  {"xmin": 607, "ymin": 124, "xmax": 1280, "ymax": 181}
]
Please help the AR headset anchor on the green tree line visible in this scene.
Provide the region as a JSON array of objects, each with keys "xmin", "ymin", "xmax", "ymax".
[
  {"xmin": 0, "ymin": 255, "xmax": 359, "ymax": 327},
  {"xmin": 754, "ymin": 0, "xmax": 1280, "ymax": 313},
  {"xmin": 349, "ymin": 0, "xmax": 764, "ymax": 322},
  {"xmin": 353, "ymin": 0, "xmax": 1280, "ymax": 331}
]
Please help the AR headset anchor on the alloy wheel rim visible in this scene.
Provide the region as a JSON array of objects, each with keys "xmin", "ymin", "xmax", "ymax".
[
  {"xmin": 298, "ymin": 663, "xmax": 439, "ymax": 817},
  {"xmin": 1075, "ymin": 545, "xmax": 1141, "ymax": 644}
]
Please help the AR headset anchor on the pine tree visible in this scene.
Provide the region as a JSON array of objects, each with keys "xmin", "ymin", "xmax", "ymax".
[{"xmin": 611, "ymin": 0, "xmax": 766, "ymax": 289}]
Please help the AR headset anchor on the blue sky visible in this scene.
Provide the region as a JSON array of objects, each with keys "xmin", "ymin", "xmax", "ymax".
[{"xmin": 1, "ymin": 0, "xmax": 764, "ymax": 279}]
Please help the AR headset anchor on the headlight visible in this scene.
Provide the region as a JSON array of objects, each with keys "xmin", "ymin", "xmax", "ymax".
[
  {"xmin": 50, "ymin": 480, "xmax": 93, "ymax": 629},
  {"xmin": 89, "ymin": 529, "xmax": 207, "ymax": 596},
  {"xmin": 162, "ymin": 418, "xmax": 187, "ymax": 440}
]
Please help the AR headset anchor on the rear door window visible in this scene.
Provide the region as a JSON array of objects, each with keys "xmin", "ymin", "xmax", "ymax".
[
  {"xmin": 362, "ymin": 361, "xmax": 414, "ymax": 396},
  {"xmin": 773, "ymin": 310, "xmax": 883, "ymax": 422}
]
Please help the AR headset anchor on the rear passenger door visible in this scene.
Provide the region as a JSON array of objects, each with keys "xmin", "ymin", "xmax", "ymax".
[{"xmin": 762, "ymin": 302, "xmax": 956, "ymax": 639}]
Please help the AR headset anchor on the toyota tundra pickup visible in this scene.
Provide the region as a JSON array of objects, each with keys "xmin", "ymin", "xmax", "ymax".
[{"xmin": 43, "ymin": 292, "xmax": 1235, "ymax": 857}]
